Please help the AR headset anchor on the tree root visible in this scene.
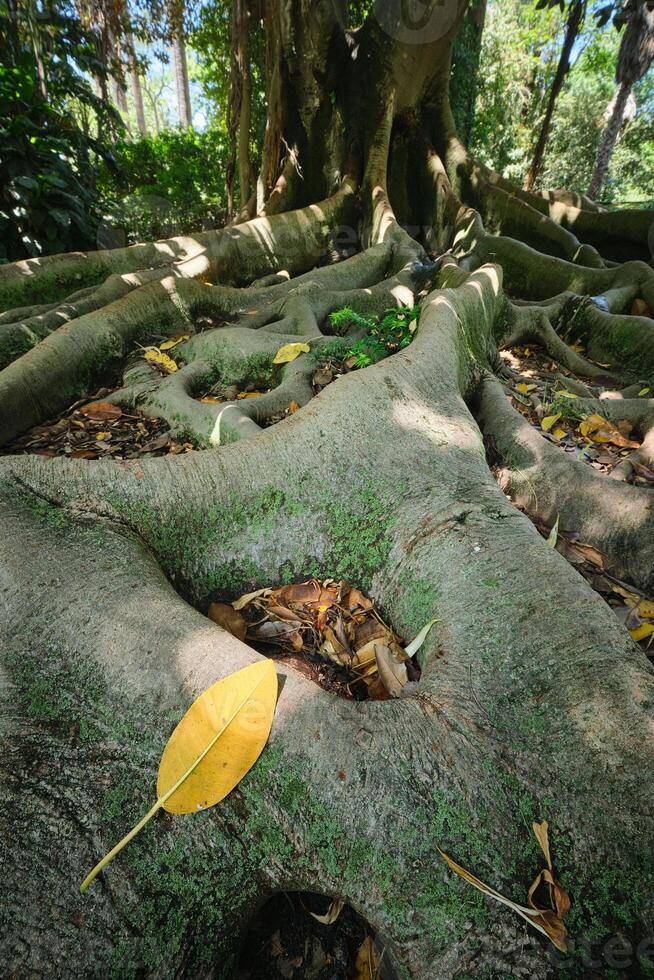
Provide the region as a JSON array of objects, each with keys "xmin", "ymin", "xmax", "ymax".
[
  {"xmin": 3, "ymin": 102, "xmax": 654, "ymax": 978},
  {"xmin": 2, "ymin": 260, "xmax": 654, "ymax": 976},
  {"xmin": 477, "ymin": 374, "xmax": 654, "ymax": 590}
]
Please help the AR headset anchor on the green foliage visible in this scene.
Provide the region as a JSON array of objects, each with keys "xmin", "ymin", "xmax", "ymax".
[
  {"xmin": 326, "ymin": 305, "xmax": 421, "ymax": 369},
  {"xmin": 540, "ymin": 28, "xmax": 654, "ymax": 203},
  {"xmin": 0, "ymin": 5, "xmax": 117, "ymax": 261},
  {"xmin": 472, "ymin": 0, "xmax": 654, "ymax": 203},
  {"xmin": 450, "ymin": 0, "xmax": 487, "ymax": 144},
  {"xmin": 471, "ymin": 0, "xmax": 566, "ymax": 184},
  {"xmin": 97, "ymin": 127, "xmax": 229, "ymax": 244}
]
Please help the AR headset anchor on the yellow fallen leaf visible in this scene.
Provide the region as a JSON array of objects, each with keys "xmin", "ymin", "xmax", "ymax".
[
  {"xmin": 273, "ymin": 342, "xmax": 310, "ymax": 364},
  {"xmin": 80, "ymin": 659, "xmax": 277, "ymax": 891},
  {"xmin": 612, "ymin": 583, "xmax": 640, "ymax": 606},
  {"xmin": 516, "ymin": 383, "xmax": 536, "ymax": 394},
  {"xmin": 639, "ymin": 388, "xmax": 650, "ymax": 397},
  {"xmin": 541, "ymin": 413, "xmax": 561, "ymax": 432},
  {"xmin": 552, "ymin": 427, "xmax": 567, "ymax": 440},
  {"xmin": 578, "ymin": 414, "xmax": 639, "ymax": 449},
  {"xmin": 637, "ymin": 600, "xmax": 654, "ymax": 619},
  {"xmin": 288, "ymin": 400, "xmax": 300, "ymax": 413},
  {"xmin": 629, "ymin": 623, "xmax": 654, "ymax": 643},
  {"xmin": 404, "ymin": 618, "xmax": 439, "ymax": 657},
  {"xmin": 95, "ymin": 431, "xmax": 110, "ymax": 441},
  {"xmin": 237, "ymin": 391, "xmax": 264, "ymax": 399},
  {"xmin": 200, "ymin": 396, "xmax": 221, "ymax": 404},
  {"xmin": 354, "ymin": 936, "xmax": 381, "ymax": 979},
  {"xmin": 547, "ymin": 515, "xmax": 559, "ymax": 548},
  {"xmin": 144, "ymin": 348, "xmax": 178, "ymax": 373},
  {"xmin": 557, "ymin": 390, "xmax": 578, "ymax": 398},
  {"xmin": 160, "ymin": 335, "xmax": 190, "ymax": 351}
]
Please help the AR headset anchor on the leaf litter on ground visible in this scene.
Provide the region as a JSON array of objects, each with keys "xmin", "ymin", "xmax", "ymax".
[
  {"xmin": 0, "ymin": 390, "xmax": 194, "ymax": 460},
  {"xmin": 500, "ymin": 346, "xmax": 654, "ymax": 487},
  {"xmin": 208, "ymin": 579, "xmax": 437, "ymax": 700},
  {"xmin": 493, "ymin": 353, "xmax": 654, "ymax": 658},
  {"xmin": 519, "ymin": 511, "xmax": 654, "ymax": 659}
]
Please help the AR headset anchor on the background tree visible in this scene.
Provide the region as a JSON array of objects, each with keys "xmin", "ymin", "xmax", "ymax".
[
  {"xmin": 523, "ymin": 0, "xmax": 586, "ymax": 191},
  {"xmin": 587, "ymin": 0, "xmax": 654, "ymax": 197},
  {"xmin": 170, "ymin": 0, "xmax": 192, "ymax": 127}
]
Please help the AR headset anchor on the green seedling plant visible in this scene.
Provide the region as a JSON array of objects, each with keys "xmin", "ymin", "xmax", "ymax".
[{"xmin": 326, "ymin": 305, "xmax": 421, "ymax": 369}]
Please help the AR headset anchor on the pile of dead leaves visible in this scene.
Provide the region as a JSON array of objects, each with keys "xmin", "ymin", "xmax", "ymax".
[
  {"xmin": 532, "ymin": 516, "xmax": 654, "ymax": 659},
  {"xmin": 539, "ymin": 408, "xmax": 652, "ymax": 485},
  {"xmin": 238, "ymin": 890, "xmax": 385, "ymax": 980},
  {"xmin": 312, "ymin": 359, "xmax": 356, "ymax": 395},
  {"xmin": 501, "ymin": 346, "xmax": 653, "ymax": 486},
  {"xmin": 208, "ymin": 579, "xmax": 432, "ymax": 700},
  {"xmin": 0, "ymin": 396, "xmax": 192, "ymax": 460},
  {"xmin": 196, "ymin": 384, "xmax": 300, "ymax": 427}
]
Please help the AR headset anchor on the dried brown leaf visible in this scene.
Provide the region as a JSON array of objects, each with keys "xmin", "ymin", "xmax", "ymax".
[
  {"xmin": 375, "ymin": 644, "xmax": 408, "ymax": 697},
  {"xmin": 207, "ymin": 603, "xmax": 247, "ymax": 642},
  {"xmin": 80, "ymin": 402, "xmax": 122, "ymax": 420}
]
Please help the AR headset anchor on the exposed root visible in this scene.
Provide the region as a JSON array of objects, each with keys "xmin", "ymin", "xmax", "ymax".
[
  {"xmin": 478, "ymin": 373, "xmax": 654, "ymax": 590},
  {"xmin": 3, "ymin": 103, "xmax": 654, "ymax": 978},
  {"xmin": 502, "ymin": 303, "xmax": 610, "ymax": 379}
]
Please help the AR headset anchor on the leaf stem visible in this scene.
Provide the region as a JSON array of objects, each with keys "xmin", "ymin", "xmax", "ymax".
[{"xmin": 80, "ymin": 799, "xmax": 162, "ymax": 893}]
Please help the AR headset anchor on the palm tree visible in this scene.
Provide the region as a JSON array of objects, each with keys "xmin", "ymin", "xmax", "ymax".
[{"xmin": 587, "ymin": 0, "xmax": 654, "ymax": 200}]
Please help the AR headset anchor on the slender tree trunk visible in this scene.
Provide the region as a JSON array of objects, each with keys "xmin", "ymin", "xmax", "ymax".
[
  {"xmin": 113, "ymin": 78, "xmax": 131, "ymax": 133},
  {"xmin": 523, "ymin": 0, "xmax": 584, "ymax": 192},
  {"xmin": 145, "ymin": 81, "xmax": 162, "ymax": 133},
  {"xmin": 227, "ymin": 0, "xmax": 253, "ymax": 212},
  {"xmin": 127, "ymin": 36, "xmax": 148, "ymax": 137},
  {"xmin": 172, "ymin": 32, "xmax": 192, "ymax": 129},
  {"xmin": 587, "ymin": 80, "xmax": 631, "ymax": 200}
]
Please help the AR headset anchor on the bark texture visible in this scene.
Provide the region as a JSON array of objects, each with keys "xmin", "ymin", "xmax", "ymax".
[{"xmin": 1, "ymin": 2, "xmax": 654, "ymax": 978}]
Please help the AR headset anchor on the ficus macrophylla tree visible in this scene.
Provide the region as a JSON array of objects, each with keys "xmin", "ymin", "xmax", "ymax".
[{"xmin": 1, "ymin": 1, "xmax": 654, "ymax": 977}]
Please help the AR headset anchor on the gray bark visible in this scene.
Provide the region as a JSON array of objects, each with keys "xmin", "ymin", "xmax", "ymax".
[
  {"xmin": 172, "ymin": 33, "xmax": 192, "ymax": 129},
  {"xmin": 126, "ymin": 35, "xmax": 148, "ymax": 137},
  {"xmin": 587, "ymin": 80, "xmax": 631, "ymax": 201},
  {"xmin": 1, "ymin": 261, "xmax": 654, "ymax": 977}
]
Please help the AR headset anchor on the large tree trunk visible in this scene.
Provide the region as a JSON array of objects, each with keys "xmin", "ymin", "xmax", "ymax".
[{"xmin": 1, "ymin": 2, "xmax": 654, "ymax": 977}]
